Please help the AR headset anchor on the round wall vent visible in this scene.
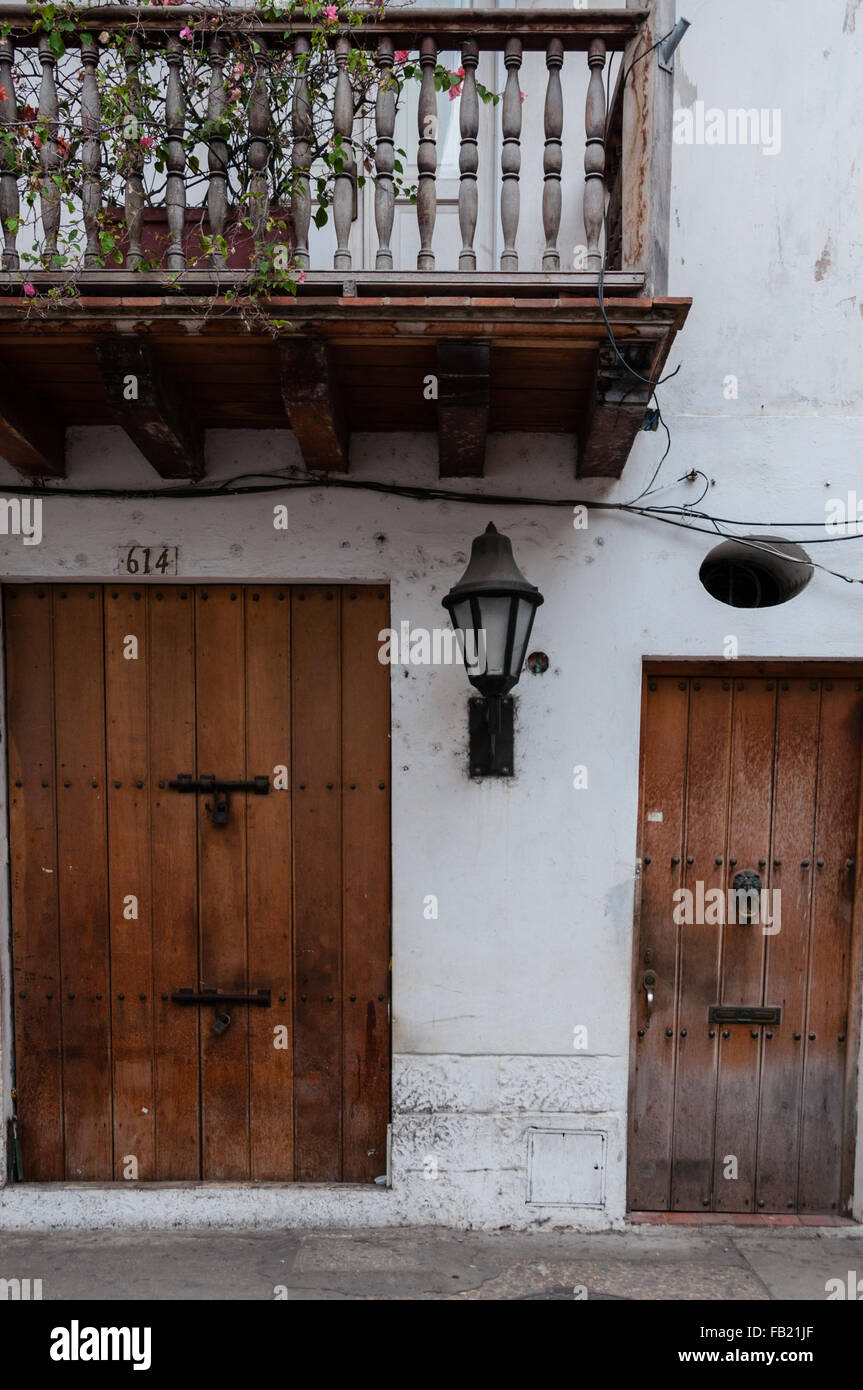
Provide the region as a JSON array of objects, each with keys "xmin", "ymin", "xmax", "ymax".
[{"xmin": 699, "ymin": 535, "xmax": 813, "ymax": 609}]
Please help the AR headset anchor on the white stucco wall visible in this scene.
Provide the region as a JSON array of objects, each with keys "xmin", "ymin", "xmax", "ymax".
[{"xmin": 0, "ymin": 0, "xmax": 862, "ymax": 1230}]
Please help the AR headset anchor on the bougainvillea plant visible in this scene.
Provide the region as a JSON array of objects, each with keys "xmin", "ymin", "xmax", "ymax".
[{"xmin": 0, "ymin": 0, "xmax": 498, "ymax": 327}]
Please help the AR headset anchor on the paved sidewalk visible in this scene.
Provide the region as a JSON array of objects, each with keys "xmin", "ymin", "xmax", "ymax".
[{"xmin": 1, "ymin": 1224, "xmax": 861, "ymax": 1300}]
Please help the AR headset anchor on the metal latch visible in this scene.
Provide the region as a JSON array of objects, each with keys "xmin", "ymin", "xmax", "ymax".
[
  {"xmin": 171, "ymin": 987, "xmax": 271, "ymax": 1036},
  {"xmin": 708, "ymin": 1005, "xmax": 782, "ymax": 1026},
  {"xmin": 168, "ymin": 773, "xmax": 270, "ymax": 826}
]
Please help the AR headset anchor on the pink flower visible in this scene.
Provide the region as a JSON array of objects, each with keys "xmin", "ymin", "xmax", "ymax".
[
  {"xmin": 229, "ymin": 87, "xmax": 242, "ymax": 101},
  {"xmin": 297, "ymin": 268, "xmax": 307, "ymax": 285},
  {"xmin": 179, "ymin": 26, "xmax": 192, "ymax": 41},
  {"xmin": 449, "ymin": 65, "xmax": 464, "ymax": 99},
  {"xmin": 23, "ymin": 283, "xmax": 35, "ymax": 297},
  {"xmin": 394, "ymin": 50, "xmax": 409, "ymax": 63},
  {"xmin": 0, "ymin": 85, "xmax": 8, "ymax": 103},
  {"xmin": 235, "ymin": 63, "xmax": 245, "ymax": 76},
  {"xmin": 140, "ymin": 135, "xmax": 153, "ymax": 149},
  {"xmin": 324, "ymin": 5, "xmax": 338, "ymax": 21},
  {"xmin": 520, "ymin": 90, "xmax": 526, "ymax": 103}
]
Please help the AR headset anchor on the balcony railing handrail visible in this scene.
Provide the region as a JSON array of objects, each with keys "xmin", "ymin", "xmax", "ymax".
[{"xmin": 0, "ymin": 7, "xmax": 649, "ymax": 50}]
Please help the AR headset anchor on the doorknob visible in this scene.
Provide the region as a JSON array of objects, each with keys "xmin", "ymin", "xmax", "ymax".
[
  {"xmin": 643, "ymin": 970, "xmax": 657, "ymax": 1026},
  {"xmin": 212, "ymin": 1010, "xmax": 231, "ymax": 1035}
]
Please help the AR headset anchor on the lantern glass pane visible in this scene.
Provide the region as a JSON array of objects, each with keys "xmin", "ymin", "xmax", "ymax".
[
  {"xmin": 451, "ymin": 599, "xmax": 473, "ymax": 635},
  {"xmin": 477, "ymin": 595, "xmax": 513, "ymax": 676},
  {"xmin": 510, "ymin": 597, "xmax": 537, "ymax": 677}
]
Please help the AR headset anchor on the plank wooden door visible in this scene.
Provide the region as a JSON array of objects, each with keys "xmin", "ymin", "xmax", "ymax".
[
  {"xmin": 5, "ymin": 583, "xmax": 390, "ymax": 1182},
  {"xmin": 628, "ymin": 668, "xmax": 863, "ymax": 1215}
]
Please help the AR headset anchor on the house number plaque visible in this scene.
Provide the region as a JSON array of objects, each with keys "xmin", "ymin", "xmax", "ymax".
[{"xmin": 116, "ymin": 544, "xmax": 178, "ymax": 576}]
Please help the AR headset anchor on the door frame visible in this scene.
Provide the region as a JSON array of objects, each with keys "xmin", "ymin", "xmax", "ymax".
[
  {"xmin": 0, "ymin": 578, "xmax": 395, "ymax": 1189},
  {"xmin": 627, "ymin": 658, "xmax": 863, "ymax": 1219}
]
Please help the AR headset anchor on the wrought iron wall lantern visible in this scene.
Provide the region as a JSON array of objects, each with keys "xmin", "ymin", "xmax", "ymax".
[{"xmin": 442, "ymin": 523, "xmax": 544, "ymax": 777}]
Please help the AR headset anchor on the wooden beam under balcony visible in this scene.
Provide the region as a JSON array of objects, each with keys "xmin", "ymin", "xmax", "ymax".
[
  {"xmin": 578, "ymin": 342, "xmax": 659, "ymax": 479},
  {"xmin": 96, "ymin": 337, "xmax": 205, "ymax": 479},
  {"xmin": 0, "ymin": 357, "xmax": 65, "ymax": 477},
  {"xmin": 436, "ymin": 341, "xmax": 490, "ymax": 477},
  {"xmin": 0, "ymin": 290, "xmax": 690, "ymax": 480},
  {"xmin": 280, "ymin": 339, "xmax": 349, "ymax": 473}
]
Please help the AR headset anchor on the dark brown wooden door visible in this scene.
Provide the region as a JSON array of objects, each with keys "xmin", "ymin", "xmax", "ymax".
[
  {"xmin": 628, "ymin": 669, "xmax": 862, "ymax": 1215},
  {"xmin": 5, "ymin": 583, "xmax": 391, "ymax": 1182}
]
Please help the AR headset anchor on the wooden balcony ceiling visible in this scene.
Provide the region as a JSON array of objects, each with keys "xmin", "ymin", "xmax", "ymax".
[{"xmin": 0, "ymin": 280, "xmax": 690, "ymax": 480}]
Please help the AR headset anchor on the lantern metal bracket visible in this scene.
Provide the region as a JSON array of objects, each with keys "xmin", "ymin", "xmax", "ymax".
[{"xmin": 469, "ymin": 696, "xmax": 514, "ymax": 778}]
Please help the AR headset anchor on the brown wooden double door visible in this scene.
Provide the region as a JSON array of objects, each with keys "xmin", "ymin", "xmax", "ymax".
[
  {"xmin": 6, "ymin": 584, "xmax": 390, "ymax": 1182},
  {"xmin": 629, "ymin": 668, "xmax": 862, "ymax": 1214}
]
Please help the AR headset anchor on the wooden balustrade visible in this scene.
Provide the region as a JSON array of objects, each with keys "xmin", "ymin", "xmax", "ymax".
[
  {"xmin": 499, "ymin": 36, "xmax": 522, "ymax": 272},
  {"xmin": 36, "ymin": 34, "xmax": 61, "ymax": 265},
  {"xmin": 374, "ymin": 37, "xmax": 395, "ymax": 272},
  {"xmin": 0, "ymin": 37, "xmax": 20, "ymax": 271},
  {"xmin": 457, "ymin": 39, "xmax": 479, "ymax": 272},
  {"xmin": 542, "ymin": 38, "xmax": 563, "ymax": 273},
  {"xmin": 124, "ymin": 35, "xmax": 145, "ymax": 271},
  {"xmin": 164, "ymin": 35, "xmax": 186, "ymax": 271},
  {"xmin": 416, "ymin": 35, "xmax": 437, "ymax": 272},
  {"xmin": 290, "ymin": 33, "xmax": 312, "ymax": 270},
  {"xmin": 0, "ymin": 8, "xmax": 653, "ymax": 279},
  {"xmin": 583, "ymin": 36, "xmax": 607, "ymax": 271}
]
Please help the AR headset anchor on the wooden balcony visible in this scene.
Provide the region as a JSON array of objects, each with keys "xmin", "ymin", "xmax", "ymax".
[{"xmin": 0, "ymin": 6, "xmax": 690, "ymax": 481}]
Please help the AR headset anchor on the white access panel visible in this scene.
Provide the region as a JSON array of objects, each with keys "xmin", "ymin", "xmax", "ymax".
[{"xmin": 526, "ymin": 1129, "xmax": 607, "ymax": 1207}]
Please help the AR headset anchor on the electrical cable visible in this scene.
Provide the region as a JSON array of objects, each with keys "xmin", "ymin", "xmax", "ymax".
[
  {"xmin": 0, "ymin": 469, "xmax": 859, "ymax": 539},
  {"xmin": 4, "ymin": 468, "xmax": 862, "ymax": 580}
]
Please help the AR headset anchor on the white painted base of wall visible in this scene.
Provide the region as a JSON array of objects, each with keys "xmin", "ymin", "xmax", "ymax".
[
  {"xmin": 0, "ymin": 1055, "xmax": 627, "ymax": 1231},
  {"xmin": 0, "ymin": 1179, "xmax": 625, "ymax": 1234}
]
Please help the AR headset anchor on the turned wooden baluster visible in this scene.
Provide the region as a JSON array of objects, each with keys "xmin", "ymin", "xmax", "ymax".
[
  {"xmin": 291, "ymin": 35, "xmax": 312, "ymax": 270},
  {"xmin": 499, "ymin": 37, "xmax": 522, "ymax": 271},
  {"xmin": 458, "ymin": 39, "xmax": 479, "ymax": 271},
  {"xmin": 248, "ymin": 37, "xmax": 271, "ymax": 264},
  {"xmin": 374, "ymin": 37, "xmax": 395, "ymax": 271},
  {"xmin": 542, "ymin": 38, "xmax": 563, "ymax": 272},
  {"xmin": 165, "ymin": 36, "xmax": 186, "ymax": 271},
  {"xmin": 37, "ymin": 36, "xmax": 61, "ymax": 265},
  {"xmin": 206, "ymin": 36, "xmax": 228, "ymax": 269},
  {"xmin": 333, "ymin": 34, "xmax": 354, "ymax": 271},
  {"xmin": 80, "ymin": 34, "xmax": 101, "ymax": 266},
  {"xmin": 0, "ymin": 37, "xmax": 20, "ymax": 270},
  {"xmin": 583, "ymin": 37, "xmax": 607, "ymax": 271},
  {"xmin": 416, "ymin": 36, "xmax": 437, "ymax": 271},
  {"xmin": 124, "ymin": 36, "xmax": 145, "ymax": 270}
]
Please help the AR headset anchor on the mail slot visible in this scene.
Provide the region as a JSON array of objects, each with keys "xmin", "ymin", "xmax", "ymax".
[{"xmin": 708, "ymin": 1005, "xmax": 782, "ymax": 1025}]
